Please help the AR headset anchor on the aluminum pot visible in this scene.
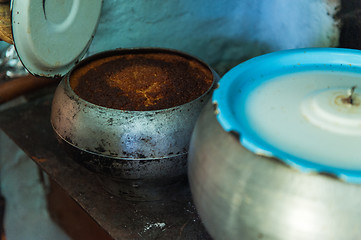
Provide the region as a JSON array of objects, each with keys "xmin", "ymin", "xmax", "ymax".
[
  {"xmin": 51, "ymin": 48, "xmax": 218, "ymax": 201},
  {"xmin": 188, "ymin": 48, "xmax": 361, "ymax": 239}
]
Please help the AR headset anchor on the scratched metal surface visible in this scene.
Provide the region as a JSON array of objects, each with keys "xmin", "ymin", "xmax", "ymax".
[{"xmin": 0, "ymin": 94, "xmax": 211, "ymax": 240}]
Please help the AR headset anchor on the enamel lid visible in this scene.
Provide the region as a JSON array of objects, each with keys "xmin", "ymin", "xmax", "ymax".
[
  {"xmin": 213, "ymin": 48, "xmax": 361, "ymax": 183},
  {"xmin": 11, "ymin": 0, "xmax": 103, "ymax": 77}
]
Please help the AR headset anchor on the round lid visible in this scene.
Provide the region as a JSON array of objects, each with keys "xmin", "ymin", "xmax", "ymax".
[
  {"xmin": 213, "ymin": 48, "xmax": 361, "ymax": 183},
  {"xmin": 11, "ymin": 0, "xmax": 103, "ymax": 77}
]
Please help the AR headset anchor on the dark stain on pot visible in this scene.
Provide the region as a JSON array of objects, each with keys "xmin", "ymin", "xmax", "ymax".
[
  {"xmin": 95, "ymin": 145, "xmax": 106, "ymax": 153},
  {"xmin": 318, "ymin": 171, "xmax": 340, "ymax": 181},
  {"xmin": 137, "ymin": 153, "xmax": 146, "ymax": 158},
  {"xmin": 266, "ymin": 156, "xmax": 290, "ymax": 168},
  {"xmin": 107, "ymin": 150, "xmax": 119, "ymax": 157},
  {"xmin": 107, "ymin": 118, "xmax": 114, "ymax": 125},
  {"xmin": 229, "ymin": 130, "xmax": 241, "ymax": 141},
  {"xmin": 64, "ymin": 136, "xmax": 73, "ymax": 145},
  {"xmin": 69, "ymin": 52, "xmax": 213, "ymax": 111},
  {"xmin": 71, "ymin": 111, "xmax": 79, "ymax": 120}
]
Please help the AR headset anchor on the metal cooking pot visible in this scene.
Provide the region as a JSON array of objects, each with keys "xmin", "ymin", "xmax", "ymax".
[
  {"xmin": 51, "ymin": 48, "xmax": 218, "ymax": 201},
  {"xmin": 188, "ymin": 48, "xmax": 361, "ymax": 239}
]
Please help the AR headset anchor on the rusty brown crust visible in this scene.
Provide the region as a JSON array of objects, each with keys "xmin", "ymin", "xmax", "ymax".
[{"xmin": 70, "ymin": 52, "xmax": 213, "ymax": 111}]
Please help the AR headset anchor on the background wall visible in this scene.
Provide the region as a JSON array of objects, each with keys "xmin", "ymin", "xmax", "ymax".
[{"xmin": 89, "ymin": 0, "xmax": 340, "ymax": 75}]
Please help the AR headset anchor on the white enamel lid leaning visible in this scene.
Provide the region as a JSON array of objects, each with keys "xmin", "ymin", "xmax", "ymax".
[{"xmin": 11, "ymin": 0, "xmax": 103, "ymax": 77}]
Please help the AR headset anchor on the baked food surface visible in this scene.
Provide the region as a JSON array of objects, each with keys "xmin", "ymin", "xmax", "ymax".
[{"xmin": 70, "ymin": 52, "xmax": 213, "ymax": 111}]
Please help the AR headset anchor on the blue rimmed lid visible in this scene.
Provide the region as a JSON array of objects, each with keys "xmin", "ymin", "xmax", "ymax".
[{"xmin": 213, "ymin": 48, "xmax": 361, "ymax": 183}]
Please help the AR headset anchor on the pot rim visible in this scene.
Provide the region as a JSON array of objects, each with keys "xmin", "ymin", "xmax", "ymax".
[{"xmin": 64, "ymin": 47, "xmax": 218, "ymax": 113}]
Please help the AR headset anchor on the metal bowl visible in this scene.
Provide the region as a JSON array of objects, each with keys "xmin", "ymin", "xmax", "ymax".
[
  {"xmin": 50, "ymin": 48, "xmax": 218, "ymax": 201},
  {"xmin": 188, "ymin": 48, "xmax": 361, "ymax": 239}
]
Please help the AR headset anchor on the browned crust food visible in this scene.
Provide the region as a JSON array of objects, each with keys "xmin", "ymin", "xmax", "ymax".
[{"xmin": 70, "ymin": 52, "xmax": 213, "ymax": 111}]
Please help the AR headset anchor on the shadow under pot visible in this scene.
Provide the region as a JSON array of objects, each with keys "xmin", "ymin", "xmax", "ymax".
[{"xmin": 50, "ymin": 48, "xmax": 218, "ymax": 201}]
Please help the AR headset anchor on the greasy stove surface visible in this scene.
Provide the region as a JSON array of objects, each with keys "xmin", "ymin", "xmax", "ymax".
[{"xmin": 0, "ymin": 94, "xmax": 211, "ymax": 240}]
